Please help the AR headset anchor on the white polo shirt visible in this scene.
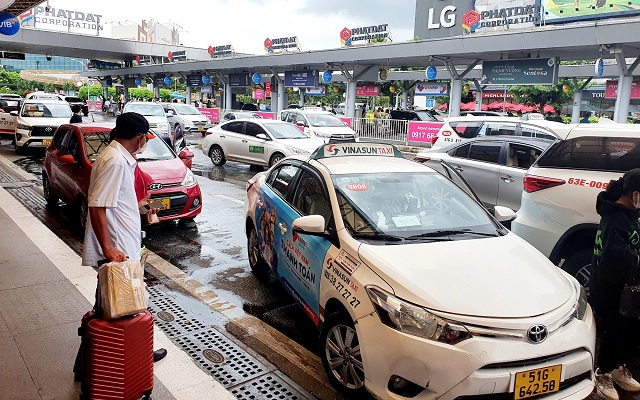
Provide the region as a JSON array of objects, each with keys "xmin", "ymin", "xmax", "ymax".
[{"xmin": 82, "ymin": 140, "xmax": 141, "ymax": 266}]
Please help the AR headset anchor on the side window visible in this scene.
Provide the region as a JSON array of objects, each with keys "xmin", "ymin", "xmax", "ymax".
[
  {"xmin": 245, "ymin": 122, "xmax": 265, "ymax": 137},
  {"xmin": 485, "ymin": 123, "xmax": 517, "ymax": 136},
  {"xmin": 521, "ymin": 126, "xmax": 556, "ymax": 140},
  {"xmin": 280, "ymin": 112, "xmax": 288, "ymax": 121},
  {"xmin": 295, "ymin": 114, "xmax": 307, "ymax": 126},
  {"xmin": 538, "ymin": 137, "xmax": 640, "ymax": 172},
  {"xmin": 65, "ymin": 132, "xmax": 81, "ymax": 160},
  {"xmin": 162, "ymin": 106, "xmax": 171, "ymax": 113},
  {"xmin": 269, "ymin": 165, "xmax": 301, "ymax": 199},
  {"xmin": 224, "ymin": 113, "xmax": 235, "ymax": 120},
  {"xmin": 448, "ymin": 121, "xmax": 483, "ymax": 139},
  {"xmin": 468, "ymin": 142, "xmax": 502, "ymax": 164},
  {"xmin": 451, "ymin": 143, "xmax": 471, "ymax": 158},
  {"xmin": 52, "ymin": 128, "xmax": 68, "ymax": 150},
  {"xmin": 506, "ymin": 144, "xmax": 542, "ymax": 169},
  {"xmin": 292, "ymin": 170, "xmax": 332, "ymax": 229},
  {"xmin": 221, "ymin": 121, "xmax": 244, "ymax": 133}
]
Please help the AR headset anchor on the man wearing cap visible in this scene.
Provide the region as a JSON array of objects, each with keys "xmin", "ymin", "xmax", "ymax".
[{"xmin": 81, "ymin": 112, "xmax": 167, "ymax": 362}]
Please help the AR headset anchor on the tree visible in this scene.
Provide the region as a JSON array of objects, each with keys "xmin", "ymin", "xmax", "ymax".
[
  {"xmin": 78, "ymin": 86, "xmax": 103, "ymax": 101},
  {"xmin": 62, "ymin": 82, "xmax": 76, "ymax": 94},
  {"xmin": 508, "ymin": 83, "xmax": 575, "ymax": 113},
  {"xmin": 129, "ymin": 88, "xmax": 153, "ymax": 100},
  {"xmin": 159, "ymin": 88, "xmax": 172, "ymax": 102}
]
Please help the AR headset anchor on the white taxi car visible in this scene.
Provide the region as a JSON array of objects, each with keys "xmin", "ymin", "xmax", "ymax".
[
  {"xmin": 14, "ymin": 99, "xmax": 72, "ymax": 153},
  {"xmin": 244, "ymin": 143, "xmax": 595, "ymax": 400},
  {"xmin": 203, "ymin": 119, "xmax": 324, "ymax": 168}
]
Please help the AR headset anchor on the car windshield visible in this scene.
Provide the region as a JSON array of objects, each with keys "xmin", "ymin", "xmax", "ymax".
[
  {"xmin": 264, "ymin": 123, "xmax": 309, "ymax": 139},
  {"xmin": 307, "ymin": 113, "xmax": 346, "ymax": 128},
  {"xmin": 21, "ymin": 102, "xmax": 71, "ymax": 118},
  {"xmin": 173, "ymin": 104, "xmax": 201, "ymax": 115},
  {"xmin": 333, "ymin": 172, "xmax": 499, "ymax": 242},
  {"xmin": 83, "ymin": 131, "xmax": 174, "ymax": 162},
  {"xmin": 125, "ymin": 104, "xmax": 165, "ymax": 116}
]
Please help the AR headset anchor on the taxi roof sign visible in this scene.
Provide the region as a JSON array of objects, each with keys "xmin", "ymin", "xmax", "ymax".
[{"xmin": 312, "ymin": 143, "xmax": 404, "ymax": 159}]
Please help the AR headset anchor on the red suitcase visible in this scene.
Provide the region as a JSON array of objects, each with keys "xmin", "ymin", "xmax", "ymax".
[{"xmin": 79, "ymin": 311, "xmax": 154, "ymax": 400}]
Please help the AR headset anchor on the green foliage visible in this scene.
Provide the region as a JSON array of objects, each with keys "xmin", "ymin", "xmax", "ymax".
[
  {"xmin": 62, "ymin": 82, "xmax": 75, "ymax": 93},
  {"xmin": 508, "ymin": 82, "xmax": 575, "ymax": 112},
  {"xmin": 159, "ymin": 88, "xmax": 172, "ymax": 102},
  {"xmin": 78, "ymin": 86, "xmax": 103, "ymax": 100},
  {"xmin": 129, "ymin": 88, "xmax": 152, "ymax": 100},
  {"xmin": 44, "ymin": 83, "xmax": 56, "ymax": 92}
]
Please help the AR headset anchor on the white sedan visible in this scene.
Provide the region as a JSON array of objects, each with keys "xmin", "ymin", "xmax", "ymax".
[
  {"xmin": 244, "ymin": 143, "xmax": 595, "ymax": 400},
  {"xmin": 202, "ymin": 119, "xmax": 324, "ymax": 168}
]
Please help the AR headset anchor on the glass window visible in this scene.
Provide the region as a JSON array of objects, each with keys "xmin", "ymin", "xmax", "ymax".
[
  {"xmin": 173, "ymin": 105, "xmax": 201, "ymax": 115},
  {"xmin": 305, "ymin": 113, "xmax": 346, "ymax": 127},
  {"xmin": 451, "ymin": 143, "xmax": 471, "ymax": 158},
  {"xmin": 506, "ymin": 143, "xmax": 542, "ymax": 169},
  {"xmin": 292, "ymin": 171, "xmax": 331, "ymax": 229},
  {"xmin": 83, "ymin": 131, "xmax": 111, "ymax": 163},
  {"xmin": 521, "ymin": 126, "xmax": 556, "ymax": 140},
  {"xmin": 221, "ymin": 121, "xmax": 244, "ymax": 133},
  {"xmin": 64, "ymin": 132, "xmax": 81, "ymax": 160},
  {"xmin": 245, "ymin": 122, "xmax": 265, "ymax": 137},
  {"xmin": 136, "ymin": 133, "xmax": 175, "ymax": 162},
  {"xmin": 280, "ymin": 111, "xmax": 289, "ymax": 121},
  {"xmin": 264, "ymin": 123, "xmax": 308, "ymax": 139},
  {"xmin": 484, "ymin": 123, "xmax": 517, "ymax": 136},
  {"xmin": 52, "ymin": 128, "xmax": 68, "ymax": 150},
  {"xmin": 448, "ymin": 121, "xmax": 484, "ymax": 139},
  {"xmin": 295, "ymin": 114, "xmax": 307, "ymax": 126},
  {"xmin": 223, "ymin": 113, "xmax": 235, "ymax": 120},
  {"xmin": 537, "ymin": 137, "xmax": 640, "ymax": 172},
  {"xmin": 21, "ymin": 102, "xmax": 71, "ymax": 118},
  {"xmin": 270, "ymin": 165, "xmax": 301, "ymax": 199},
  {"xmin": 123, "ymin": 103, "xmax": 165, "ymax": 116},
  {"xmin": 468, "ymin": 142, "xmax": 502, "ymax": 164}
]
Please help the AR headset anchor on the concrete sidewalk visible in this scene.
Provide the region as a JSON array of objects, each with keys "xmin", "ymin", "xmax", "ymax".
[{"xmin": 0, "ymin": 166, "xmax": 236, "ymax": 399}]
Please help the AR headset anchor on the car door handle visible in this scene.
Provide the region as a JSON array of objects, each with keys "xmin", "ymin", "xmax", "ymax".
[
  {"xmin": 501, "ymin": 176, "xmax": 515, "ymax": 183},
  {"xmin": 242, "ymin": 139, "xmax": 248, "ymax": 143},
  {"xmin": 219, "ymin": 135, "xmax": 225, "ymax": 138},
  {"xmin": 278, "ymin": 223, "xmax": 287, "ymax": 234},
  {"xmin": 453, "ymin": 166, "xmax": 464, "ymax": 172}
]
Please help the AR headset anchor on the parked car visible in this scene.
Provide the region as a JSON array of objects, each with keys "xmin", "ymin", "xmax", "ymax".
[
  {"xmin": 13, "ymin": 99, "xmax": 72, "ymax": 153},
  {"xmin": 431, "ymin": 116, "xmax": 563, "ymax": 150},
  {"xmin": 220, "ymin": 111, "xmax": 262, "ymax": 122},
  {"xmin": 122, "ymin": 102, "xmax": 171, "ymax": 137},
  {"xmin": 0, "ymin": 93, "xmax": 23, "ymax": 113},
  {"xmin": 42, "ymin": 123, "xmax": 201, "ymax": 228},
  {"xmin": 279, "ymin": 109, "xmax": 357, "ymax": 142},
  {"xmin": 62, "ymin": 96, "xmax": 89, "ymax": 116},
  {"xmin": 161, "ymin": 103, "xmax": 211, "ymax": 135},
  {"xmin": 202, "ymin": 119, "xmax": 324, "ymax": 168},
  {"xmin": 512, "ymin": 123, "xmax": 640, "ymax": 287},
  {"xmin": 415, "ymin": 136, "xmax": 553, "ymax": 211},
  {"xmin": 389, "ymin": 109, "xmax": 439, "ymax": 122},
  {"xmin": 240, "ymin": 103, "xmax": 260, "ymax": 111},
  {"xmin": 245, "ymin": 142, "xmax": 594, "ymax": 399}
]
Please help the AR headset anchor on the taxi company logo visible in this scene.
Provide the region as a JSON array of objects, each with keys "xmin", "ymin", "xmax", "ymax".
[
  {"xmin": 340, "ymin": 27, "xmax": 352, "ymax": 46},
  {"xmin": 167, "ymin": 51, "xmax": 173, "ymax": 61},
  {"xmin": 327, "ymin": 145, "xmax": 340, "ymax": 156},
  {"xmin": 527, "ymin": 325, "xmax": 548, "ymax": 343},
  {"xmin": 148, "ymin": 183, "xmax": 163, "ymax": 191},
  {"xmin": 292, "ymin": 232, "xmax": 308, "ymax": 248},
  {"xmin": 462, "ymin": 10, "xmax": 481, "ymax": 33}
]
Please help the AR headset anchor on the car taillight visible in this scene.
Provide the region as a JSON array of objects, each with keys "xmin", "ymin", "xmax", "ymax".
[
  {"xmin": 523, "ymin": 174, "xmax": 566, "ymax": 193},
  {"xmin": 431, "ymin": 136, "xmax": 439, "ymax": 145},
  {"xmin": 246, "ymin": 178, "xmax": 256, "ymax": 192}
]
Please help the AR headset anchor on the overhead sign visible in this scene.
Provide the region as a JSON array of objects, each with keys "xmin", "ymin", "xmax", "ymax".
[
  {"xmin": 322, "ymin": 70, "xmax": 333, "ymax": 83},
  {"xmin": 19, "ymin": 6, "xmax": 104, "ymax": 35},
  {"xmin": 0, "ymin": 51, "xmax": 25, "ymax": 60},
  {"xmin": 229, "ymin": 73, "xmax": 251, "ymax": 87},
  {"xmin": 187, "ymin": 75, "xmax": 202, "ymax": 87},
  {"xmin": 284, "ymin": 70, "xmax": 318, "ymax": 87},
  {"xmin": 482, "ymin": 91, "xmax": 514, "ymax": 99},
  {"xmin": 168, "ymin": 50, "xmax": 186, "ymax": 62},
  {"xmin": 481, "ymin": 58, "xmax": 559, "ymax": 85},
  {"xmin": 153, "ymin": 76, "xmax": 166, "ymax": 87},
  {"xmin": 264, "ymin": 36, "xmax": 300, "ymax": 53},
  {"xmin": 340, "ymin": 24, "xmax": 391, "ymax": 46},
  {"xmin": 306, "ymin": 87, "xmax": 326, "ymax": 97},
  {"xmin": 595, "ymin": 58, "xmax": 604, "ymax": 78},
  {"xmin": 0, "ymin": 13, "xmax": 20, "ymax": 36},
  {"xmin": 537, "ymin": 0, "xmax": 640, "ymax": 24},
  {"xmin": 356, "ymin": 84, "xmax": 380, "ymax": 97},
  {"xmin": 265, "ymin": 82, "xmax": 271, "ymax": 98},
  {"xmin": 426, "ymin": 66, "xmax": 438, "ymax": 80},
  {"xmin": 415, "ymin": 83, "xmax": 448, "ymax": 96},
  {"xmin": 88, "ymin": 59, "xmax": 123, "ymax": 70},
  {"xmin": 134, "ymin": 77, "xmax": 142, "ymax": 86},
  {"xmin": 605, "ymin": 80, "xmax": 640, "ymax": 99},
  {"xmin": 462, "ymin": 1, "xmax": 540, "ymax": 34},
  {"xmin": 208, "ymin": 44, "xmax": 235, "ymax": 58}
]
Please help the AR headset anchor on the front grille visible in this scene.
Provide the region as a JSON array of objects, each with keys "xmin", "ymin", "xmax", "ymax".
[
  {"xmin": 30, "ymin": 126, "xmax": 58, "ymax": 137},
  {"xmin": 152, "ymin": 193, "xmax": 189, "ymax": 217},
  {"xmin": 328, "ymin": 135, "xmax": 356, "ymax": 144},
  {"xmin": 148, "ymin": 123, "xmax": 158, "ymax": 129},
  {"xmin": 481, "ymin": 350, "xmax": 584, "ymax": 370}
]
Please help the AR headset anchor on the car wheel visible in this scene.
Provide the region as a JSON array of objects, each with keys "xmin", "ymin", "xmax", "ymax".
[
  {"xmin": 562, "ymin": 249, "xmax": 592, "ymax": 289},
  {"xmin": 209, "ymin": 145, "xmax": 226, "ymax": 166},
  {"xmin": 269, "ymin": 153, "xmax": 285, "ymax": 167},
  {"xmin": 78, "ymin": 197, "xmax": 88, "ymax": 230},
  {"xmin": 320, "ymin": 312, "xmax": 366, "ymax": 395},
  {"xmin": 247, "ymin": 225, "xmax": 270, "ymax": 279},
  {"xmin": 42, "ymin": 174, "xmax": 59, "ymax": 207}
]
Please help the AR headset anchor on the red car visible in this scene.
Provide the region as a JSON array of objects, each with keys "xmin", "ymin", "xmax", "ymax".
[{"xmin": 42, "ymin": 123, "xmax": 202, "ymax": 228}]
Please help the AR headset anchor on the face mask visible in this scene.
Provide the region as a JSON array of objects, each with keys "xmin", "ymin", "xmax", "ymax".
[{"xmin": 133, "ymin": 136, "xmax": 148, "ymax": 155}]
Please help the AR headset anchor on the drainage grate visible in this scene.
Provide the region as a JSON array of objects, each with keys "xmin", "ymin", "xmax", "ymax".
[
  {"xmin": 230, "ymin": 374, "xmax": 303, "ymax": 400},
  {"xmin": 147, "ymin": 287, "xmax": 209, "ymax": 338}
]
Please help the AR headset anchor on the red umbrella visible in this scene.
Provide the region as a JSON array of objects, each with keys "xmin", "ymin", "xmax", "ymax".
[
  {"xmin": 460, "ymin": 101, "xmax": 476, "ymax": 111},
  {"xmin": 481, "ymin": 103, "xmax": 489, "ymax": 111},
  {"xmin": 486, "ymin": 101, "xmax": 504, "ymax": 110},
  {"xmin": 543, "ymin": 104, "xmax": 555, "ymax": 114}
]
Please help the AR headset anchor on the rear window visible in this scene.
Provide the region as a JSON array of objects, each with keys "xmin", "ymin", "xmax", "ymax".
[
  {"xmin": 448, "ymin": 121, "xmax": 484, "ymax": 139},
  {"xmin": 537, "ymin": 137, "xmax": 640, "ymax": 172}
]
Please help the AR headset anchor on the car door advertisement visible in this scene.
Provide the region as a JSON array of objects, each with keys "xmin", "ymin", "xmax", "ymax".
[
  {"xmin": 256, "ymin": 185, "xmax": 331, "ymax": 324},
  {"xmin": 0, "ymin": 111, "xmax": 16, "ymax": 134}
]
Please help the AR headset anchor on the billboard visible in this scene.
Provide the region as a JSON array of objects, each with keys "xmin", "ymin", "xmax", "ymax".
[
  {"xmin": 284, "ymin": 70, "xmax": 317, "ymax": 87},
  {"xmin": 605, "ymin": 80, "xmax": 640, "ymax": 99},
  {"xmin": 537, "ymin": 0, "xmax": 640, "ymax": 24},
  {"xmin": 481, "ymin": 58, "xmax": 559, "ymax": 85},
  {"xmin": 229, "ymin": 73, "xmax": 251, "ymax": 87},
  {"xmin": 414, "ymin": 82, "xmax": 448, "ymax": 96}
]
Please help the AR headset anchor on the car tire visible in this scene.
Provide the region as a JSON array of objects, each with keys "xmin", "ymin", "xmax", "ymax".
[
  {"xmin": 562, "ymin": 248, "xmax": 592, "ymax": 289},
  {"xmin": 320, "ymin": 312, "xmax": 366, "ymax": 396},
  {"xmin": 269, "ymin": 153, "xmax": 285, "ymax": 167},
  {"xmin": 42, "ymin": 174, "xmax": 59, "ymax": 207},
  {"xmin": 247, "ymin": 225, "xmax": 270, "ymax": 279},
  {"xmin": 209, "ymin": 145, "xmax": 226, "ymax": 166}
]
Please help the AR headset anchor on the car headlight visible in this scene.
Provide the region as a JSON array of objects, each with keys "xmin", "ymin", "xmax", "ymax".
[
  {"xmin": 285, "ymin": 145, "xmax": 310, "ymax": 155},
  {"xmin": 158, "ymin": 122, "xmax": 170, "ymax": 132},
  {"xmin": 16, "ymin": 123, "xmax": 32, "ymax": 131},
  {"xmin": 183, "ymin": 119, "xmax": 194, "ymax": 127},
  {"xmin": 573, "ymin": 280, "xmax": 588, "ymax": 321},
  {"xmin": 366, "ymin": 286, "xmax": 472, "ymax": 344},
  {"xmin": 181, "ymin": 169, "xmax": 197, "ymax": 187}
]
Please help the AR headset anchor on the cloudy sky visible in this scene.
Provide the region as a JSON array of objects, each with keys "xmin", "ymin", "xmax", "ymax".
[{"xmin": 28, "ymin": 0, "xmax": 417, "ymax": 54}]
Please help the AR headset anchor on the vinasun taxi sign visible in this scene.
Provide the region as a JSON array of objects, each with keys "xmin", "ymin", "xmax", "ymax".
[{"xmin": 312, "ymin": 143, "xmax": 404, "ymax": 159}]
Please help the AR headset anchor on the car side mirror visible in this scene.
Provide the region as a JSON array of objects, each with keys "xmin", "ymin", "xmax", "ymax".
[
  {"xmin": 296, "ymin": 121, "xmax": 306, "ymax": 127},
  {"xmin": 9, "ymin": 111, "xmax": 18, "ymax": 116},
  {"xmin": 58, "ymin": 154, "xmax": 76, "ymax": 164},
  {"xmin": 256, "ymin": 133, "xmax": 269, "ymax": 140},
  {"xmin": 292, "ymin": 215, "xmax": 325, "ymax": 235},
  {"xmin": 166, "ymin": 111, "xmax": 174, "ymax": 116},
  {"xmin": 493, "ymin": 206, "xmax": 516, "ymax": 223}
]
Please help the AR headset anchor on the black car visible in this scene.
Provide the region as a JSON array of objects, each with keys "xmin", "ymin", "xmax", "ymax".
[
  {"xmin": 390, "ymin": 109, "xmax": 438, "ymax": 122},
  {"xmin": 63, "ymin": 96, "xmax": 89, "ymax": 116}
]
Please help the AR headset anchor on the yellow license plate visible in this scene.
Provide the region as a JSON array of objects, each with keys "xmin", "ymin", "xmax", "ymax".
[
  {"xmin": 160, "ymin": 198, "xmax": 170, "ymax": 209},
  {"xmin": 42, "ymin": 139, "xmax": 52, "ymax": 146},
  {"xmin": 198, "ymin": 126, "xmax": 204, "ymax": 130},
  {"xmin": 514, "ymin": 365, "xmax": 562, "ymax": 400}
]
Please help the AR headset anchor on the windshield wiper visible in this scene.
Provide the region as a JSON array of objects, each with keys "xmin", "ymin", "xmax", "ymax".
[
  {"xmin": 351, "ymin": 232, "xmax": 405, "ymax": 242},
  {"xmin": 408, "ymin": 229, "xmax": 497, "ymax": 239}
]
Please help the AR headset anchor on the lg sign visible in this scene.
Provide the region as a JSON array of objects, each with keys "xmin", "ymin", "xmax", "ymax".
[{"xmin": 427, "ymin": 5, "xmax": 457, "ymax": 29}]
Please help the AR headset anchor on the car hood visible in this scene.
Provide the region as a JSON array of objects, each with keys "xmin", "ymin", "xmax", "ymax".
[
  {"xmin": 357, "ymin": 233, "xmax": 574, "ymax": 318},
  {"xmin": 18, "ymin": 116, "xmax": 70, "ymax": 126},
  {"xmin": 137, "ymin": 156, "xmax": 187, "ymax": 184},
  {"xmin": 139, "ymin": 116, "xmax": 168, "ymax": 124},
  {"xmin": 178, "ymin": 114, "xmax": 209, "ymax": 123},
  {"xmin": 277, "ymin": 137, "xmax": 324, "ymax": 152},
  {"xmin": 312, "ymin": 126, "xmax": 356, "ymax": 137}
]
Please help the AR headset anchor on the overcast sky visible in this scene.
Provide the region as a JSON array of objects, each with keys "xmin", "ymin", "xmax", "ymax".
[{"xmin": 31, "ymin": 0, "xmax": 417, "ymax": 54}]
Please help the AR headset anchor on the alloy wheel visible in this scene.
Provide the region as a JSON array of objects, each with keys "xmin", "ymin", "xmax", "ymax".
[{"xmin": 325, "ymin": 324, "xmax": 364, "ymax": 390}]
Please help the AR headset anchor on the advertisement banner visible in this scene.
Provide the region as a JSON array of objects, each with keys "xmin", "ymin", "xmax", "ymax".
[
  {"xmin": 264, "ymin": 36, "xmax": 300, "ymax": 53},
  {"xmin": 407, "ymin": 121, "xmax": 444, "ymax": 143},
  {"xmin": 229, "ymin": 73, "xmax": 251, "ymax": 87},
  {"xmin": 306, "ymin": 87, "xmax": 326, "ymax": 96},
  {"xmin": 256, "ymin": 112, "xmax": 275, "ymax": 120},
  {"xmin": 356, "ymin": 84, "xmax": 380, "ymax": 97},
  {"xmin": 253, "ymin": 89, "xmax": 265, "ymax": 100},
  {"xmin": 537, "ymin": 0, "xmax": 640, "ymax": 24},
  {"xmin": 415, "ymin": 82, "xmax": 448, "ymax": 96},
  {"xmin": 482, "ymin": 91, "xmax": 514, "ymax": 99},
  {"xmin": 198, "ymin": 108, "xmax": 219, "ymax": 123},
  {"xmin": 481, "ymin": 58, "xmax": 558, "ymax": 85},
  {"xmin": 284, "ymin": 70, "xmax": 318, "ymax": 87},
  {"xmin": 340, "ymin": 117, "xmax": 352, "ymax": 128},
  {"xmin": 605, "ymin": 80, "xmax": 640, "ymax": 99},
  {"xmin": 186, "ymin": 75, "xmax": 202, "ymax": 87},
  {"xmin": 208, "ymin": 44, "xmax": 235, "ymax": 58},
  {"xmin": 340, "ymin": 24, "xmax": 391, "ymax": 46}
]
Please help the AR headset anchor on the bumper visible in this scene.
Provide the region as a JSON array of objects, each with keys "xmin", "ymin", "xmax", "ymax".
[
  {"xmin": 15, "ymin": 131, "xmax": 52, "ymax": 148},
  {"xmin": 511, "ymin": 198, "xmax": 568, "ymax": 258},
  {"xmin": 150, "ymin": 184, "xmax": 202, "ymax": 222},
  {"xmin": 185, "ymin": 125, "xmax": 211, "ymax": 133},
  {"xmin": 358, "ymin": 307, "xmax": 595, "ymax": 400}
]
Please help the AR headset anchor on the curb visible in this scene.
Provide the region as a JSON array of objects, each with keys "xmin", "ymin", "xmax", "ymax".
[
  {"xmin": 0, "ymin": 153, "xmax": 38, "ymax": 182},
  {"xmin": 144, "ymin": 252, "xmax": 342, "ymax": 400}
]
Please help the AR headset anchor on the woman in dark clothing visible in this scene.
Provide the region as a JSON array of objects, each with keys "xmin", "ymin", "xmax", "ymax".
[
  {"xmin": 591, "ymin": 169, "xmax": 640, "ymax": 400},
  {"xmin": 70, "ymin": 105, "xmax": 83, "ymax": 123}
]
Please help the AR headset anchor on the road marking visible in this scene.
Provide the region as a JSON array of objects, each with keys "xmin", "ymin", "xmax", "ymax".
[{"xmin": 216, "ymin": 194, "xmax": 243, "ymax": 205}]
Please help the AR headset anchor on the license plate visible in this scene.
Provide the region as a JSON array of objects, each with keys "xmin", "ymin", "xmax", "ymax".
[
  {"xmin": 160, "ymin": 198, "xmax": 170, "ymax": 210},
  {"xmin": 42, "ymin": 139, "xmax": 51, "ymax": 146},
  {"xmin": 197, "ymin": 126, "xmax": 204, "ymax": 130},
  {"xmin": 514, "ymin": 365, "xmax": 562, "ymax": 400}
]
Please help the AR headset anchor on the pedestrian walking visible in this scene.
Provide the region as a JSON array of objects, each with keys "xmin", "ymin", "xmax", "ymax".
[
  {"xmin": 70, "ymin": 105, "xmax": 83, "ymax": 123},
  {"xmin": 590, "ymin": 169, "xmax": 640, "ymax": 400},
  {"xmin": 81, "ymin": 112, "xmax": 166, "ymax": 362}
]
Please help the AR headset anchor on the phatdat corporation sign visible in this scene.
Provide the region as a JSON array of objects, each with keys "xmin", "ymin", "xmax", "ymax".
[
  {"xmin": 208, "ymin": 44, "xmax": 235, "ymax": 58},
  {"xmin": 264, "ymin": 36, "xmax": 300, "ymax": 53},
  {"xmin": 340, "ymin": 24, "xmax": 392, "ymax": 46},
  {"xmin": 18, "ymin": 6, "xmax": 104, "ymax": 35}
]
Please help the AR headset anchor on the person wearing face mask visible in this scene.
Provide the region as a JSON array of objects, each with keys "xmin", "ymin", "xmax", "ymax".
[{"xmin": 590, "ymin": 168, "xmax": 640, "ymax": 400}]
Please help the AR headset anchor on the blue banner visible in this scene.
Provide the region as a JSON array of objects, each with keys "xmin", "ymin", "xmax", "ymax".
[{"xmin": 284, "ymin": 70, "xmax": 317, "ymax": 87}]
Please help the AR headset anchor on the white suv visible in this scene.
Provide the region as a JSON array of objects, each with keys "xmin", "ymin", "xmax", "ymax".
[
  {"xmin": 14, "ymin": 99, "xmax": 72, "ymax": 153},
  {"xmin": 279, "ymin": 109, "xmax": 357, "ymax": 142},
  {"xmin": 511, "ymin": 123, "xmax": 640, "ymax": 286},
  {"xmin": 122, "ymin": 102, "xmax": 171, "ymax": 137}
]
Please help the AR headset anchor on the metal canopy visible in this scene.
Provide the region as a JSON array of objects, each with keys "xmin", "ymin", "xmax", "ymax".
[{"xmin": 4, "ymin": 0, "xmax": 41, "ymax": 16}]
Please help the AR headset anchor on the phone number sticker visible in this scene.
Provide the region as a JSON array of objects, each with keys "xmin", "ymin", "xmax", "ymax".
[{"xmin": 324, "ymin": 269, "xmax": 361, "ymax": 309}]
